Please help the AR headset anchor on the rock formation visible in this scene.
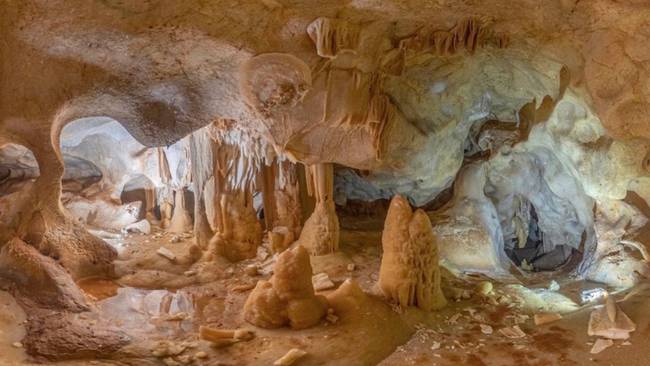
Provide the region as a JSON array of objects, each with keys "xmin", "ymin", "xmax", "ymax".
[
  {"xmin": 244, "ymin": 245, "xmax": 328, "ymax": 329},
  {"xmin": 0, "ymin": 1, "xmax": 650, "ymax": 364},
  {"xmin": 378, "ymin": 195, "xmax": 447, "ymax": 311},
  {"xmin": 297, "ymin": 164, "xmax": 340, "ymax": 255}
]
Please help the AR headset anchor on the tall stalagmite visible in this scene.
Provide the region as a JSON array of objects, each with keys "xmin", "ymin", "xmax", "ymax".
[{"xmin": 378, "ymin": 195, "xmax": 447, "ymax": 311}]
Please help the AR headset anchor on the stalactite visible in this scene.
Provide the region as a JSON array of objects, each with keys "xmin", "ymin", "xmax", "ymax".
[
  {"xmin": 399, "ymin": 17, "xmax": 509, "ymax": 55},
  {"xmin": 261, "ymin": 159, "xmax": 303, "ymax": 254},
  {"xmin": 296, "ymin": 163, "xmax": 339, "ymax": 255},
  {"xmin": 189, "ymin": 130, "xmax": 215, "ymax": 249},
  {"xmin": 203, "ymin": 128, "xmax": 263, "ymax": 262},
  {"xmin": 157, "ymin": 147, "xmax": 174, "ymax": 229}
]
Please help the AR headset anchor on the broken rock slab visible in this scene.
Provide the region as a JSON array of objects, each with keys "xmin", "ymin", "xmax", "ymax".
[
  {"xmin": 157, "ymin": 247, "xmax": 177, "ymax": 262},
  {"xmin": 312, "ymin": 273, "xmax": 335, "ymax": 291},
  {"xmin": 588, "ymin": 296, "xmax": 636, "ymax": 340},
  {"xmin": 274, "ymin": 348, "xmax": 307, "ymax": 366},
  {"xmin": 590, "ymin": 338, "xmax": 614, "ymax": 354},
  {"xmin": 498, "ymin": 325, "xmax": 526, "ymax": 339},
  {"xmin": 125, "ymin": 219, "xmax": 151, "ymax": 235}
]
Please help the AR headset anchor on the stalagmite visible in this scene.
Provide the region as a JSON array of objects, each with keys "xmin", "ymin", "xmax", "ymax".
[
  {"xmin": 207, "ymin": 192, "xmax": 262, "ymax": 262},
  {"xmin": 259, "ymin": 159, "xmax": 302, "ymax": 254},
  {"xmin": 378, "ymin": 195, "xmax": 446, "ymax": 311},
  {"xmin": 296, "ymin": 163, "xmax": 339, "ymax": 255},
  {"xmin": 244, "ymin": 245, "xmax": 328, "ymax": 329},
  {"xmin": 157, "ymin": 147, "xmax": 174, "ymax": 229},
  {"xmin": 168, "ymin": 190, "xmax": 192, "ymax": 234}
]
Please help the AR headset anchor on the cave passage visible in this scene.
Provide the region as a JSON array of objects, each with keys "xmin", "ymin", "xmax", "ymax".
[{"xmin": 504, "ymin": 202, "xmax": 575, "ymax": 272}]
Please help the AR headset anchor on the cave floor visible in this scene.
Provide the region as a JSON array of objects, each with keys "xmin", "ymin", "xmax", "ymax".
[{"xmin": 1, "ymin": 219, "xmax": 650, "ymax": 366}]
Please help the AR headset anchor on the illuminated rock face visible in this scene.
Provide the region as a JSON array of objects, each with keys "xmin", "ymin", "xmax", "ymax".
[{"xmin": 379, "ymin": 195, "xmax": 446, "ymax": 311}]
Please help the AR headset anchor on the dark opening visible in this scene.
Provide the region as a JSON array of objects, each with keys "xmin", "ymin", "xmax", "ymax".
[{"xmin": 504, "ymin": 203, "xmax": 576, "ymax": 272}]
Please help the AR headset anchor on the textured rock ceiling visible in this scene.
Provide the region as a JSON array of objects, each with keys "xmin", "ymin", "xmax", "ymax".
[{"xmin": 1, "ymin": 0, "xmax": 650, "ymax": 279}]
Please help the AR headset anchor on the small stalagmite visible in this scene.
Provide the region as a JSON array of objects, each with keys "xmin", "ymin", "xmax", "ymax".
[
  {"xmin": 207, "ymin": 192, "xmax": 262, "ymax": 262},
  {"xmin": 244, "ymin": 245, "xmax": 328, "ymax": 329},
  {"xmin": 378, "ymin": 195, "xmax": 447, "ymax": 311},
  {"xmin": 297, "ymin": 163, "xmax": 339, "ymax": 255},
  {"xmin": 168, "ymin": 190, "xmax": 193, "ymax": 234}
]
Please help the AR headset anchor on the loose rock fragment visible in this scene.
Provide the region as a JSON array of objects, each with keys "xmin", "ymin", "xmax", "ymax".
[
  {"xmin": 245, "ymin": 264, "xmax": 259, "ymax": 277},
  {"xmin": 480, "ymin": 324, "xmax": 493, "ymax": 335},
  {"xmin": 476, "ymin": 281, "xmax": 493, "ymax": 296},
  {"xmin": 534, "ymin": 312, "xmax": 562, "ymax": 326},
  {"xmin": 590, "ymin": 338, "xmax": 614, "ymax": 354},
  {"xmin": 274, "ymin": 348, "xmax": 307, "ymax": 366},
  {"xmin": 499, "ymin": 325, "xmax": 526, "ymax": 339},
  {"xmin": 312, "ymin": 273, "xmax": 335, "ymax": 291},
  {"xmin": 199, "ymin": 326, "xmax": 255, "ymax": 344},
  {"xmin": 231, "ymin": 283, "xmax": 256, "ymax": 292},
  {"xmin": 157, "ymin": 247, "xmax": 176, "ymax": 261},
  {"xmin": 588, "ymin": 295, "xmax": 636, "ymax": 339}
]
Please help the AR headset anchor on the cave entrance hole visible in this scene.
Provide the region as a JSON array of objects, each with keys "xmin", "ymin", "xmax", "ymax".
[{"xmin": 503, "ymin": 198, "xmax": 579, "ymax": 273}]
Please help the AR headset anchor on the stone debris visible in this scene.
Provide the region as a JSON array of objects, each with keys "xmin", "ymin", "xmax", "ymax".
[
  {"xmin": 199, "ymin": 326, "xmax": 255, "ymax": 348},
  {"xmin": 588, "ymin": 295, "xmax": 636, "ymax": 340},
  {"xmin": 274, "ymin": 348, "xmax": 308, "ymax": 366},
  {"xmin": 245, "ymin": 264, "xmax": 259, "ymax": 277},
  {"xmin": 12, "ymin": 341, "xmax": 22, "ymax": 348},
  {"xmin": 548, "ymin": 280, "xmax": 560, "ymax": 291},
  {"xmin": 534, "ymin": 312, "xmax": 562, "ymax": 326},
  {"xmin": 346, "ymin": 263, "xmax": 356, "ymax": 272},
  {"xmin": 447, "ymin": 313, "xmax": 462, "ymax": 324},
  {"xmin": 476, "ymin": 281, "xmax": 493, "ymax": 296},
  {"xmin": 312, "ymin": 272, "xmax": 336, "ymax": 291},
  {"xmin": 431, "ymin": 341, "xmax": 441, "ymax": 350},
  {"xmin": 194, "ymin": 351, "xmax": 208, "ymax": 359},
  {"xmin": 480, "ymin": 324, "xmax": 493, "ymax": 335},
  {"xmin": 184, "ymin": 270, "xmax": 197, "ymax": 276},
  {"xmin": 156, "ymin": 247, "xmax": 176, "ymax": 261},
  {"xmin": 590, "ymin": 338, "xmax": 613, "ymax": 354},
  {"xmin": 170, "ymin": 235, "xmax": 181, "ymax": 244},
  {"xmin": 125, "ymin": 219, "xmax": 151, "ymax": 234},
  {"xmin": 231, "ymin": 283, "xmax": 256, "ymax": 292},
  {"xmin": 498, "ymin": 325, "xmax": 526, "ymax": 339},
  {"xmin": 326, "ymin": 308, "xmax": 338, "ymax": 323},
  {"xmin": 152, "ymin": 341, "xmax": 187, "ymax": 358},
  {"xmin": 163, "ymin": 312, "xmax": 189, "ymax": 321}
]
